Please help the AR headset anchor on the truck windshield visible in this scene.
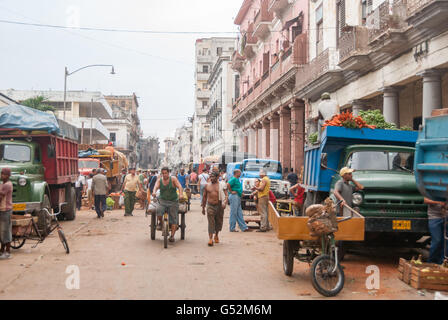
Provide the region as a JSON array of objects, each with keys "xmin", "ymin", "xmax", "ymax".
[
  {"xmin": 0, "ymin": 144, "xmax": 31, "ymax": 162},
  {"xmin": 78, "ymin": 160, "xmax": 100, "ymax": 169},
  {"xmin": 347, "ymin": 151, "xmax": 414, "ymax": 172},
  {"xmin": 243, "ymin": 160, "xmax": 282, "ymax": 174}
]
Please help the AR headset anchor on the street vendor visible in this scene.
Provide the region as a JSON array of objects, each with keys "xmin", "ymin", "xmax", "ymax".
[
  {"xmin": 0, "ymin": 168, "xmax": 13, "ymax": 259},
  {"xmin": 333, "ymin": 167, "xmax": 364, "ymax": 217}
]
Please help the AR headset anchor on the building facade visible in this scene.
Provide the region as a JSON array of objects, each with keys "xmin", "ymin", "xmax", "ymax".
[
  {"xmin": 231, "ymin": 0, "xmax": 309, "ymax": 173},
  {"xmin": 138, "ymin": 136, "xmax": 160, "ymax": 169},
  {"xmin": 192, "ymin": 37, "xmax": 238, "ymax": 163}
]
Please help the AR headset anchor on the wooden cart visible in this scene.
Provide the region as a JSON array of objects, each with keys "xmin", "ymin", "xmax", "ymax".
[{"xmin": 268, "ymin": 202, "xmax": 365, "ymax": 297}]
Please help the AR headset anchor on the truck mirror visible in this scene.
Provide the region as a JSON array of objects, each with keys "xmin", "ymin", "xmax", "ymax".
[{"xmin": 321, "ymin": 153, "xmax": 328, "ymax": 168}]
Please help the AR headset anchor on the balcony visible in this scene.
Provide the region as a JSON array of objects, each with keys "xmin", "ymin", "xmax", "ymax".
[
  {"xmin": 292, "ymin": 33, "xmax": 308, "ymax": 65},
  {"xmin": 231, "ymin": 51, "xmax": 246, "ymax": 72},
  {"xmin": 296, "ymin": 47, "xmax": 343, "ymax": 101},
  {"xmin": 242, "ymin": 23, "xmax": 258, "ymax": 58},
  {"xmin": 196, "ymin": 89, "xmax": 210, "ymax": 99},
  {"xmin": 253, "ymin": 0, "xmax": 273, "ymax": 39},
  {"xmin": 338, "ymin": 26, "xmax": 371, "ymax": 71},
  {"xmin": 196, "ymin": 55, "xmax": 213, "ymax": 63},
  {"xmin": 406, "ymin": 0, "xmax": 448, "ymax": 31},
  {"xmin": 268, "ymin": 0, "xmax": 289, "ymax": 15},
  {"xmin": 196, "ymin": 72, "xmax": 210, "ymax": 81}
]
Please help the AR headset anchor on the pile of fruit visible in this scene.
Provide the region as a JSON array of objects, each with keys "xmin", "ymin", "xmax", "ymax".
[{"xmin": 322, "ymin": 111, "xmax": 376, "ymax": 129}]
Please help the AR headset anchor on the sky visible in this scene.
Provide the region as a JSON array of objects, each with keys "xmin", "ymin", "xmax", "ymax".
[{"xmin": 0, "ymin": 0, "xmax": 241, "ymax": 152}]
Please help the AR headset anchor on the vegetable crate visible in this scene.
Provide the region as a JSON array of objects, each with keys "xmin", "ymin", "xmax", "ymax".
[{"xmin": 398, "ymin": 258, "xmax": 448, "ymax": 291}]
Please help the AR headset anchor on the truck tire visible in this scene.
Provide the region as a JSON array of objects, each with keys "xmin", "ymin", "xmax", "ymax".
[
  {"xmin": 63, "ymin": 186, "xmax": 76, "ymax": 221},
  {"xmin": 37, "ymin": 195, "xmax": 52, "ymax": 237}
]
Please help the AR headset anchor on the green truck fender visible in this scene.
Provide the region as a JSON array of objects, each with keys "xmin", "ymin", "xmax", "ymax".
[{"xmin": 30, "ymin": 181, "xmax": 50, "ymax": 203}]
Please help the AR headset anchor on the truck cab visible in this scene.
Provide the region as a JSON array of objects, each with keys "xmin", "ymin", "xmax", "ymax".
[
  {"xmin": 78, "ymin": 158, "xmax": 100, "ymax": 176},
  {"xmin": 240, "ymin": 159, "xmax": 290, "ymax": 208},
  {"xmin": 304, "ymin": 127, "xmax": 428, "ymax": 246}
]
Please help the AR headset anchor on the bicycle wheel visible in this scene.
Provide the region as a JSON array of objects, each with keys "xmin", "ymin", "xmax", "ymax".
[
  {"xmin": 11, "ymin": 237, "xmax": 26, "ymax": 249},
  {"xmin": 310, "ymin": 254, "xmax": 344, "ymax": 297},
  {"xmin": 150, "ymin": 212, "xmax": 156, "ymax": 240},
  {"xmin": 283, "ymin": 240, "xmax": 295, "ymax": 276},
  {"xmin": 163, "ymin": 214, "xmax": 168, "ymax": 249},
  {"xmin": 58, "ymin": 229, "xmax": 70, "ymax": 254}
]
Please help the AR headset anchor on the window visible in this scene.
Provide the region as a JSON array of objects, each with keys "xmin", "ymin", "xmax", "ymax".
[
  {"xmin": 202, "ymin": 48, "xmax": 208, "ymax": 55},
  {"xmin": 217, "ymin": 47, "xmax": 223, "ymax": 55},
  {"xmin": 0, "ymin": 144, "xmax": 31, "ymax": 162},
  {"xmin": 336, "ymin": 0, "xmax": 346, "ymax": 46},
  {"xmin": 202, "ymin": 83, "xmax": 208, "ymax": 89},
  {"xmin": 202, "ymin": 101, "xmax": 208, "ymax": 109},
  {"xmin": 235, "ymin": 74, "xmax": 240, "ymax": 99},
  {"xmin": 110, "ymin": 132, "xmax": 116, "ymax": 142},
  {"xmin": 34, "ymin": 147, "xmax": 41, "ymax": 163},
  {"xmin": 362, "ymin": 0, "xmax": 373, "ymax": 22},
  {"xmin": 316, "ymin": 21, "xmax": 323, "ymax": 55},
  {"xmin": 202, "ymin": 65, "xmax": 209, "ymax": 73},
  {"xmin": 347, "ymin": 151, "xmax": 414, "ymax": 171}
]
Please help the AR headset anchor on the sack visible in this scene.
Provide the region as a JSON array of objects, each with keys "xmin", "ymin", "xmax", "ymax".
[
  {"xmin": 118, "ymin": 195, "xmax": 124, "ymax": 206},
  {"xmin": 306, "ymin": 198, "xmax": 338, "ymax": 237},
  {"xmin": 147, "ymin": 202, "xmax": 158, "ymax": 214},
  {"xmin": 178, "ymin": 202, "xmax": 188, "ymax": 214},
  {"xmin": 106, "ymin": 197, "xmax": 115, "ymax": 208}
]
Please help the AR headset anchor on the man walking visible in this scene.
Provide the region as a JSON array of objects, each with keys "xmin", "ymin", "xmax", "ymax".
[
  {"xmin": 91, "ymin": 169, "xmax": 109, "ymax": 218},
  {"xmin": 202, "ymin": 171, "xmax": 227, "ymax": 246},
  {"xmin": 227, "ymin": 169, "xmax": 250, "ymax": 232},
  {"xmin": 122, "ymin": 168, "xmax": 141, "ymax": 216},
  {"xmin": 199, "ymin": 170, "xmax": 209, "ymax": 203},
  {"xmin": 253, "ymin": 169, "xmax": 271, "ymax": 232},
  {"xmin": 152, "ymin": 167, "xmax": 184, "ymax": 243},
  {"xmin": 75, "ymin": 173, "xmax": 86, "ymax": 210},
  {"xmin": 424, "ymin": 197, "xmax": 447, "ymax": 264},
  {"xmin": 0, "ymin": 168, "xmax": 13, "ymax": 259}
]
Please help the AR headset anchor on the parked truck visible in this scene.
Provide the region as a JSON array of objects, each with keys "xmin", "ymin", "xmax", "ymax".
[
  {"xmin": 0, "ymin": 105, "xmax": 79, "ymax": 236},
  {"xmin": 415, "ymin": 112, "xmax": 448, "ymax": 202},
  {"xmin": 302, "ymin": 126, "xmax": 428, "ymax": 247},
  {"xmin": 240, "ymin": 159, "xmax": 290, "ymax": 210}
]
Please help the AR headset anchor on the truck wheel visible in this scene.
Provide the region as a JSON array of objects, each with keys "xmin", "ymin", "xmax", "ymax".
[
  {"xmin": 63, "ymin": 186, "xmax": 76, "ymax": 221},
  {"xmin": 37, "ymin": 195, "xmax": 52, "ymax": 237}
]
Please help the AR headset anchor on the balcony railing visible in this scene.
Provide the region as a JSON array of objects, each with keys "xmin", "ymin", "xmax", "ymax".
[
  {"xmin": 339, "ymin": 26, "xmax": 369, "ymax": 63},
  {"xmin": 253, "ymin": 0, "xmax": 273, "ymax": 39},
  {"xmin": 268, "ymin": 0, "xmax": 289, "ymax": 14},
  {"xmin": 406, "ymin": 0, "xmax": 435, "ymax": 17},
  {"xmin": 367, "ymin": 0, "xmax": 408, "ymax": 43},
  {"xmin": 196, "ymin": 89, "xmax": 210, "ymax": 99},
  {"xmin": 196, "ymin": 72, "xmax": 210, "ymax": 81},
  {"xmin": 296, "ymin": 47, "xmax": 339, "ymax": 89}
]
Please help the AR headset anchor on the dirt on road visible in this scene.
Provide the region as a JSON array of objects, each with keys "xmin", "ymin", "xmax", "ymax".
[{"xmin": 0, "ymin": 201, "xmax": 435, "ymax": 300}]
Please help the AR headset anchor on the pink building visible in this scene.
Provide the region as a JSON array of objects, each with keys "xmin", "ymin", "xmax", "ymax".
[{"xmin": 231, "ymin": 0, "xmax": 309, "ymax": 173}]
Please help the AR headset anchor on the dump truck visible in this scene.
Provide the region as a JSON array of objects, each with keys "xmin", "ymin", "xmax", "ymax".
[
  {"xmin": 303, "ymin": 126, "xmax": 428, "ymax": 247},
  {"xmin": 0, "ymin": 105, "xmax": 79, "ymax": 236}
]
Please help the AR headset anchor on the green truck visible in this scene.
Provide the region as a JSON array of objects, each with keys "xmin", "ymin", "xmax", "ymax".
[{"xmin": 303, "ymin": 126, "xmax": 428, "ymax": 248}]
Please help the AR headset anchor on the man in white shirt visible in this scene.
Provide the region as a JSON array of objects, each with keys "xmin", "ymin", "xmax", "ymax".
[
  {"xmin": 86, "ymin": 173, "xmax": 94, "ymax": 210},
  {"xmin": 198, "ymin": 170, "xmax": 210, "ymax": 203},
  {"xmin": 75, "ymin": 174, "xmax": 86, "ymax": 211}
]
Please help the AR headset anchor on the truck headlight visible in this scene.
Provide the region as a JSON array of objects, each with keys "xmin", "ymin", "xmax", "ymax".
[
  {"xmin": 18, "ymin": 177, "xmax": 27, "ymax": 186},
  {"xmin": 352, "ymin": 193, "xmax": 363, "ymax": 206}
]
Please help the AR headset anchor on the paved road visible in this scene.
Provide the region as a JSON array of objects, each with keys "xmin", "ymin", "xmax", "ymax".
[{"xmin": 0, "ymin": 200, "xmax": 434, "ymax": 300}]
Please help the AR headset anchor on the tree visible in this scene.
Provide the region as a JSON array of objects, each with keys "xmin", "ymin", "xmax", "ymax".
[{"xmin": 21, "ymin": 96, "xmax": 55, "ymax": 112}]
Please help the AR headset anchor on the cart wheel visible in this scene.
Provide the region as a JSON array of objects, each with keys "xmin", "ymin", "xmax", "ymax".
[
  {"xmin": 150, "ymin": 212, "xmax": 156, "ymax": 240},
  {"xmin": 310, "ymin": 255, "xmax": 344, "ymax": 297},
  {"xmin": 180, "ymin": 213, "xmax": 186, "ymax": 240},
  {"xmin": 163, "ymin": 214, "xmax": 169, "ymax": 249},
  {"xmin": 57, "ymin": 229, "xmax": 70, "ymax": 254},
  {"xmin": 283, "ymin": 240, "xmax": 296, "ymax": 276},
  {"xmin": 11, "ymin": 237, "xmax": 26, "ymax": 249}
]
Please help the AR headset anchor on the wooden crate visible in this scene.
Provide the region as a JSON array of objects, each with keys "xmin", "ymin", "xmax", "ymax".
[{"xmin": 398, "ymin": 258, "xmax": 448, "ymax": 291}]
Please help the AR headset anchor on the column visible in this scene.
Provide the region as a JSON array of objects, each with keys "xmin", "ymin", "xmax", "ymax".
[
  {"xmin": 351, "ymin": 99, "xmax": 367, "ymax": 116},
  {"xmin": 269, "ymin": 114, "xmax": 280, "ymax": 161},
  {"xmin": 262, "ymin": 119, "xmax": 270, "ymax": 159},
  {"xmin": 417, "ymin": 69, "xmax": 444, "ymax": 124},
  {"xmin": 279, "ymin": 106, "xmax": 291, "ymax": 172},
  {"xmin": 381, "ymin": 87, "xmax": 400, "ymax": 126},
  {"xmin": 255, "ymin": 123, "xmax": 262, "ymax": 158},
  {"xmin": 248, "ymin": 128, "xmax": 256, "ymax": 156},
  {"xmin": 290, "ymin": 102, "xmax": 305, "ymax": 173}
]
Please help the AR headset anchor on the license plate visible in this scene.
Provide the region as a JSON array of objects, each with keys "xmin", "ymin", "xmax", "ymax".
[
  {"xmin": 13, "ymin": 203, "xmax": 26, "ymax": 211},
  {"xmin": 393, "ymin": 220, "xmax": 411, "ymax": 230}
]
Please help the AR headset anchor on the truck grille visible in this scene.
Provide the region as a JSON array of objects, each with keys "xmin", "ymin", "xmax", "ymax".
[{"xmin": 365, "ymin": 199, "xmax": 424, "ymax": 205}]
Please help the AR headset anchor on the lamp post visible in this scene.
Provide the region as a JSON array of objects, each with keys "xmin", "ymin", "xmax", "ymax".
[{"xmin": 63, "ymin": 64, "xmax": 115, "ymax": 120}]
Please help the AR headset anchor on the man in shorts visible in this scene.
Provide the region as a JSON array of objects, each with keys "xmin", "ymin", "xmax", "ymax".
[
  {"xmin": 0, "ymin": 168, "xmax": 13, "ymax": 259},
  {"xmin": 152, "ymin": 167, "xmax": 184, "ymax": 243}
]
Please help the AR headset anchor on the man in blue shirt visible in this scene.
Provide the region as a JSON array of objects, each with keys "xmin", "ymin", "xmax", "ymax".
[
  {"xmin": 227, "ymin": 169, "xmax": 250, "ymax": 232},
  {"xmin": 177, "ymin": 168, "xmax": 189, "ymax": 189}
]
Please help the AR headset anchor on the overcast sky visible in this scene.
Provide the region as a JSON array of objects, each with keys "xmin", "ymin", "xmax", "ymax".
[{"xmin": 0, "ymin": 0, "xmax": 241, "ymax": 151}]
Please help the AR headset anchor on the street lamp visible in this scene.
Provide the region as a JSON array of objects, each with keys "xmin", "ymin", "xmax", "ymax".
[{"xmin": 63, "ymin": 64, "xmax": 115, "ymax": 120}]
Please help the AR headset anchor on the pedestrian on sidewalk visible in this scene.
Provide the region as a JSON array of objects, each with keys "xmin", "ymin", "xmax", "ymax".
[
  {"xmin": 199, "ymin": 170, "xmax": 209, "ymax": 203},
  {"xmin": 424, "ymin": 197, "xmax": 448, "ymax": 264},
  {"xmin": 227, "ymin": 169, "xmax": 250, "ymax": 232},
  {"xmin": 253, "ymin": 169, "xmax": 271, "ymax": 232},
  {"xmin": 92, "ymin": 169, "xmax": 109, "ymax": 218},
  {"xmin": 75, "ymin": 173, "xmax": 86, "ymax": 211},
  {"xmin": 0, "ymin": 168, "xmax": 13, "ymax": 259},
  {"xmin": 122, "ymin": 168, "xmax": 141, "ymax": 216},
  {"xmin": 202, "ymin": 171, "xmax": 227, "ymax": 246}
]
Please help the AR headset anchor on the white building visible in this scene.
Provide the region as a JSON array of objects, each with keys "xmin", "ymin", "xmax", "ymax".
[
  {"xmin": 192, "ymin": 37, "xmax": 237, "ymax": 163},
  {"xmin": 0, "ymin": 89, "xmax": 112, "ymax": 144},
  {"xmin": 204, "ymin": 55, "xmax": 239, "ymax": 157}
]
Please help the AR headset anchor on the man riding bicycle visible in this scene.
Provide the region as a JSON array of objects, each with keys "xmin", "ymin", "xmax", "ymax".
[{"xmin": 152, "ymin": 167, "xmax": 184, "ymax": 243}]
